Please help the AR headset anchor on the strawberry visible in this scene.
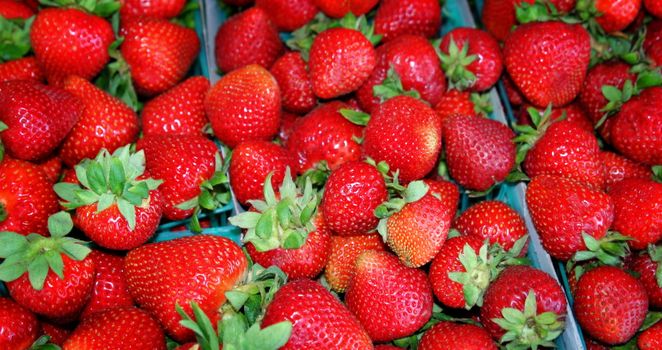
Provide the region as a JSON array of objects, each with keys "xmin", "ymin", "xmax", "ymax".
[
  {"xmin": 516, "ymin": 103, "xmax": 594, "ymax": 133},
  {"xmin": 579, "ymin": 61, "xmax": 635, "ymax": 127},
  {"xmin": 434, "ymin": 89, "xmax": 489, "ymax": 123},
  {"xmin": 628, "ymin": 247, "xmax": 662, "ymax": 308},
  {"xmin": 0, "ymin": 0, "xmax": 34, "ymax": 19},
  {"xmin": 503, "ymin": 73, "xmax": 525, "ymax": 106},
  {"xmin": 608, "ymin": 178, "xmax": 662, "ymax": 250},
  {"xmin": 279, "ymin": 112, "xmax": 300, "ymax": 145},
  {"xmin": 526, "ymin": 175, "xmax": 614, "ymax": 260},
  {"xmin": 601, "ymin": 151, "xmax": 652, "ymax": 187},
  {"xmin": 63, "ymin": 307, "xmax": 166, "ymax": 349},
  {"xmin": 256, "ymin": 0, "xmax": 319, "ymax": 31},
  {"xmin": 357, "ymin": 34, "xmax": 446, "ymax": 113},
  {"xmin": 482, "ymin": 0, "xmax": 535, "ymax": 41},
  {"xmin": 41, "ymin": 322, "xmax": 71, "ymax": 346},
  {"xmin": 0, "ymin": 158, "xmax": 59, "ymax": 236},
  {"xmin": 645, "ymin": 20, "xmax": 662, "ymax": 66},
  {"xmin": 586, "ymin": 339, "xmax": 610, "ymax": 350},
  {"xmin": 287, "ymin": 101, "xmax": 362, "ymax": 173},
  {"xmin": 0, "ymin": 57, "xmax": 44, "ymax": 83},
  {"xmin": 418, "ymin": 322, "xmax": 498, "ymax": 350},
  {"xmin": 480, "ymin": 265, "xmax": 567, "ymax": 348},
  {"xmin": 124, "ymin": 235, "xmax": 247, "ymax": 342},
  {"xmin": 142, "ymin": 76, "xmax": 210, "ymax": 137},
  {"xmin": 375, "ymin": 346, "xmax": 402, "ymax": 350},
  {"xmin": 345, "ymin": 250, "xmax": 433, "ymax": 342},
  {"xmin": 269, "ymin": 52, "xmax": 316, "ymax": 114},
  {"xmin": 646, "ymin": 0, "xmax": 662, "ymax": 17},
  {"xmin": 80, "ymin": 250, "xmax": 134, "ymax": 319},
  {"xmin": 0, "ymin": 80, "xmax": 81, "ymax": 161},
  {"xmin": 574, "ymin": 266, "xmax": 648, "ymax": 345},
  {"xmin": 205, "ymin": 64, "xmax": 281, "ymax": 148},
  {"xmin": 120, "ymin": 17, "xmax": 200, "ymax": 96},
  {"xmin": 324, "ymin": 234, "xmax": 386, "ymax": 292},
  {"xmin": 424, "ymin": 178, "xmax": 461, "ymax": 212},
  {"xmin": 37, "ymin": 156, "xmax": 63, "ymax": 183},
  {"xmin": 0, "ymin": 212, "xmax": 95, "ymax": 322},
  {"xmin": 579, "ymin": 0, "xmax": 641, "ymax": 33},
  {"xmin": 363, "ymin": 95, "xmax": 442, "ymax": 183},
  {"xmin": 0, "ymin": 297, "xmax": 39, "ymax": 349},
  {"xmin": 439, "ymin": 27, "xmax": 503, "ymax": 92},
  {"xmin": 504, "ymin": 21, "xmax": 590, "ymax": 108},
  {"xmin": 638, "ymin": 320, "xmax": 662, "ymax": 350},
  {"xmin": 454, "ymin": 200, "xmax": 528, "ymax": 252},
  {"xmin": 313, "ymin": 0, "xmax": 378, "ymax": 18},
  {"xmin": 31, "ymin": 8, "xmax": 114, "ymax": 86},
  {"xmin": 321, "ymin": 161, "xmax": 388, "ymax": 236},
  {"xmin": 374, "ymin": 0, "xmax": 441, "ymax": 42},
  {"xmin": 120, "ymin": 0, "xmax": 185, "ymax": 19},
  {"xmin": 444, "ymin": 114, "xmax": 516, "ymax": 192},
  {"xmin": 214, "ymin": 7, "xmax": 284, "ymax": 73},
  {"xmin": 261, "ymin": 279, "xmax": 372, "ymax": 349}
]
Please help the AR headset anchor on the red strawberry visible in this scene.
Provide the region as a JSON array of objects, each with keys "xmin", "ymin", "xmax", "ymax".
[
  {"xmin": 374, "ymin": 0, "xmax": 441, "ymax": 42},
  {"xmin": 256, "ymin": 0, "xmax": 319, "ymax": 31},
  {"xmin": 0, "ymin": 158, "xmax": 59, "ymax": 236},
  {"xmin": 205, "ymin": 64, "xmax": 281, "ymax": 148},
  {"xmin": 433, "ymin": 89, "xmax": 482, "ymax": 123},
  {"xmin": 0, "ymin": 57, "xmax": 44, "ymax": 83},
  {"xmin": 0, "ymin": 0, "xmax": 33, "ymax": 18},
  {"xmin": 121, "ymin": 17, "xmax": 200, "ymax": 96},
  {"xmin": 30, "ymin": 8, "xmax": 114, "ymax": 86},
  {"xmin": 579, "ymin": 61, "xmax": 635, "ymax": 127},
  {"xmin": 586, "ymin": 339, "xmax": 610, "ymax": 350},
  {"xmin": 589, "ymin": 0, "xmax": 641, "ymax": 33},
  {"xmin": 124, "ymin": 235, "xmax": 247, "ymax": 342},
  {"xmin": 324, "ymin": 234, "xmax": 386, "ymax": 292},
  {"xmin": 482, "ymin": 0, "xmax": 535, "ymax": 41},
  {"xmin": 601, "ymin": 151, "xmax": 652, "ymax": 187},
  {"xmin": 638, "ymin": 320, "xmax": 662, "ymax": 350},
  {"xmin": 516, "ymin": 103, "xmax": 594, "ymax": 133},
  {"xmin": 345, "ymin": 250, "xmax": 433, "ymax": 342},
  {"xmin": 120, "ymin": 0, "xmax": 186, "ymax": 19},
  {"xmin": 37, "ymin": 156, "xmax": 63, "ymax": 183},
  {"xmin": 63, "ymin": 307, "xmax": 166, "ymax": 349},
  {"xmin": 261, "ymin": 279, "xmax": 373, "ymax": 349},
  {"xmin": 424, "ymin": 178, "xmax": 461, "ymax": 212},
  {"xmin": 80, "ymin": 250, "xmax": 133, "ymax": 319},
  {"xmin": 270, "ymin": 52, "xmax": 316, "ymax": 114},
  {"xmin": 646, "ymin": 0, "xmax": 662, "ymax": 18},
  {"xmin": 0, "ymin": 297, "xmax": 39, "ymax": 349},
  {"xmin": 0, "ymin": 80, "xmax": 81, "ymax": 161},
  {"xmin": 41, "ymin": 322, "xmax": 71, "ymax": 346},
  {"xmin": 313, "ymin": 0, "xmax": 378, "ymax": 18},
  {"xmin": 214, "ymin": 7, "xmax": 284, "ymax": 73},
  {"xmin": 608, "ymin": 178, "xmax": 662, "ymax": 250},
  {"xmin": 142, "ymin": 76, "xmax": 210, "ymax": 137},
  {"xmin": 503, "ymin": 73, "xmax": 525, "ymax": 106},
  {"xmin": 455, "ymin": 200, "xmax": 527, "ymax": 252},
  {"xmin": 628, "ymin": 248, "xmax": 662, "ymax": 308},
  {"xmin": 418, "ymin": 322, "xmax": 497, "ymax": 350},
  {"xmin": 645, "ymin": 20, "xmax": 662, "ymax": 66},
  {"xmin": 279, "ymin": 111, "xmax": 300, "ymax": 145},
  {"xmin": 504, "ymin": 21, "xmax": 590, "ymax": 107},
  {"xmin": 574, "ymin": 266, "xmax": 648, "ymax": 345}
]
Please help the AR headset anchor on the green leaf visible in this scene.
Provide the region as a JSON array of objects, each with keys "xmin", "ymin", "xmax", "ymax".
[
  {"xmin": 44, "ymin": 250, "xmax": 64, "ymax": 280},
  {"xmin": 0, "ymin": 121, "xmax": 7, "ymax": 132},
  {"xmin": 0, "ymin": 253, "xmax": 28, "ymax": 282},
  {"xmin": 61, "ymin": 241, "xmax": 91, "ymax": 261},
  {"xmin": 339, "ymin": 109, "xmax": 371, "ymax": 126},
  {"xmin": 47, "ymin": 211, "xmax": 73, "ymax": 238},
  {"xmin": 245, "ymin": 321, "xmax": 292, "ymax": 350},
  {"xmin": 117, "ymin": 198, "xmax": 136, "ymax": 231},
  {"xmin": 0, "ymin": 232, "xmax": 28, "ymax": 258},
  {"xmin": 176, "ymin": 197, "xmax": 199, "ymax": 210},
  {"xmin": 97, "ymin": 193, "xmax": 116, "ymax": 213},
  {"xmin": 27, "ymin": 255, "xmax": 49, "ymax": 290},
  {"xmin": 86, "ymin": 162, "xmax": 108, "ymax": 194},
  {"xmin": 255, "ymin": 212, "xmax": 274, "ymax": 240},
  {"xmin": 228, "ymin": 212, "xmax": 262, "ymax": 229},
  {"xmin": 282, "ymin": 231, "xmax": 305, "ymax": 249},
  {"xmin": 225, "ymin": 290, "xmax": 250, "ymax": 311},
  {"xmin": 403, "ymin": 181, "xmax": 429, "ymax": 203},
  {"xmin": 108, "ymin": 157, "xmax": 126, "ymax": 196},
  {"xmin": 601, "ymin": 85, "xmax": 622, "ymax": 102},
  {"xmin": 53, "ymin": 182, "xmax": 83, "ymax": 204}
]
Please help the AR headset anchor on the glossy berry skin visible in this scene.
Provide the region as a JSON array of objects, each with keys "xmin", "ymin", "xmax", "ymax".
[
  {"xmin": 8, "ymin": 255, "xmax": 95, "ymax": 322},
  {"xmin": 482, "ymin": 0, "xmax": 534, "ymax": 41},
  {"xmin": 0, "ymin": 57, "xmax": 44, "ymax": 83},
  {"xmin": 574, "ymin": 266, "xmax": 648, "ymax": 345},
  {"xmin": 80, "ymin": 251, "xmax": 134, "ymax": 319},
  {"xmin": 455, "ymin": 201, "xmax": 527, "ymax": 252},
  {"xmin": 345, "ymin": 250, "xmax": 433, "ymax": 342},
  {"xmin": 363, "ymin": 96, "xmax": 442, "ymax": 183},
  {"xmin": 308, "ymin": 28, "xmax": 376, "ymax": 99},
  {"xmin": 526, "ymin": 175, "xmax": 614, "ymax": 260},
  {"xmin": 279, "ymin": 112, "xmax": 300, "ymax": 145},
  {"xmin": 0, "ymin": 297, "xmax": 39, "ymax": 350},
  {"xmin": 0, "ymin": 0, "xmax": 34, "ymax": 18},
  {"xmin": 516, "ymin": 103, "xmax": 594, "ymax": 133},
  {"xmin": 645, "ymin": 20, "xmax": 662, "ymax": 67},
  {"xmin": 646, "ymin": 0, "xmax": 662, "ymax": 17},
  {"xmin": 124, "ymin": 235, "xmax": 247, "ymax": 342},
  {"xmin": 256, "ymin": 0, "xmax": 318, "ymax": 31},
  {"xmin": 229, "ymin": 140, "xmax": 295, "ymax": 205},
  {"xmin": 594, "ymin": 0, "xmax": 641, "ymax": 33},
  {"xmin": 60, "ymin": 75, "xmax": 140, "ymax": 167},
  {"xmin": 0, "ymin": 80, "xmax": 81, "ymax": 161},
  {"xmin": 120, "ymin": 0, "xmax": 186, "ymax": 19},
  {"xmin": 322, "ymin": 161, "xmax": 388, "ymax": 236},
  {"xmin": 629, "ymin": 252, "xmax": 662, "ymax": 308},
  {"xmin": 324, "ymin": 234, "xmax": 386, "ymax": 292},
  {"xmin": 214, "ymin": 7, "xmax": 284, "ymax": 73},
  {"xmin": 374, "ymin": 0, "xmax": 441, "ymax": 42},
  {"xmin": 579, "ymin": 61, "xmax": 635, "ymax": 127},
  {"xmin": 205, "ymin": 64, "xmax": 281, "ymax": 148},
  {"xmin": 63, "ymin": 307, "xmax": 166, "ymax": 350},
  {"xmin": 357, "ymin": 35, "xmax": 445, "ymax": 112},
  {"xmin": 608, "ymin": 178, "xmax": 662, "ymax": 250},
  {"xmin": 142, "ymin": 76, "xmax": 210, "ymax": 137},
  {"xmin": 30, "ymin": 8, "xmax": 114, "ymax": 86},
  {"xmin": 313, "ymin": 0, "xmax": 378, "ymax": 18},
  {"xmin": 0, "ymin": 158, "xmax": 59, "ymax": 236},
  {"xmin": 504, "ymin": 21, "xmax": 590, "ymax": 108},
  {"xmin": 41, "ymin": 322, "xmax": 71, "ymax": 346},
  {"xmin": 601, "ymin": 151, "xmax": 651, "ymax": 188},
  {"xmin": 440, "ymin": 28, "xmax": 503, "ymax": 91},
  {"xmin": 480, "ymin": 265, "xmax": 567, "ymax": 341},
  {"xmin": 36, "ymin": 156, "xmax": 62, "ymax": 184},
  {"xmin": 270, "ymin": 52, "xmax": 316, "ymax": 114},
  {"xmin": 434, "ymin": 89, "xmax": 477, "ymax": 123},
  {"xmin": 424, "ymin": 179, "xmax": 461, "ymax": 216},
  {"xmin": 419, "ymin": 321, "xmax": 497, "ymax": 350},
  {"xmin": 638, "ymin": 320, "xmax": 662, "ymax": 350}
]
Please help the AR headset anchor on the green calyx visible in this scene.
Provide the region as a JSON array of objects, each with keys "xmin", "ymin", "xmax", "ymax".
[
  {"xmin": 54, "ymin": 145, "xmax": 162, "ymax": 231},
  {"xmin": 30, "ymin": 335, "xmax": 61, "ymax": 350},
  {"xmin": 514, "ymin": 0, "xmax": 576, "ymax": 24},
  {"xmin": 439, "ymin": 38, "xmax": 477, "ymax": 91},
  {"xmin": 225, "ymin": 262, "xmax": 288, "ymax": 326},
  {"xmin": 171, "ymin": 0, "xmax": 199, "ymax": 29},
  {"xmin": 336, "ymin": 12, "xmax": 381, "ymax": 46},
  {"xmin": 340, "ymin": 108, "xmax": 371, "ymax": 127},
  {"xmin": 0, "ymin": 16, "xmax": 33, "ymax": 63},
  {"xmin": 373, "ymin": 66, "xmax": 422, "ymax": 103},
  {"xmin": 512, "ymin": 104, "xmax": 555, "ymax": 166},
  {"xmin": 229, "ymin": 168, "xmax": 320, "ymax": 252},
  {"xmin": 569, "ymin": 232, "xmax": 631, "ymax": 272},
  {"xmin": 0, "ymin": 211, "xmax": 91, "ymax": 290},
  {"xmin": 597, "ymin": 68, "xmax": 662, "ymax": 128},
  {"xmin": 493, "ymin": 291, "xmax": 565, "ymax": 350},
  {"xmin": 38, "ymin": 0, "xmax": 120, "ymax": 18},
  {"xmin": 296, "ymin": 161, "xmax": 331, "ymax": 191},
  {"xmin": 646, "ymin": 244, "xmax": 662, "ymax": 288},
  {"xmin": 0, "ymin": 121, "xmax": 6, "ymax": 162},
  {"xmin": 470, "ymin": 92, "xmax": 493, "ymax": 117},
  {"xmin": 653, "ymin": 165, "xmax": 662, "ymax": 183},
  {"xmin": 95, "ymin": 37, "xmax": 141, "ymax": 112}
]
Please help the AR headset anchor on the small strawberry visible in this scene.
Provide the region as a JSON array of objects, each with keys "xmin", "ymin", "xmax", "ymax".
[
  {"xmin": 434, "ymin": 89, "xmax": 492, "ymax": 123},
  {"xmin": 270, "ymin": 52, "xmax": 316, "ymax": 114},
  {"xmin": 0, "ymin": 57, "xmax": 44, "ymax": 83},
  {"xmin": 424, "ymin": 178, "xmax": 461, "ymax": 212},
  {"xmin": 374, "ymin": 0, "xmax": 441, "ymax": 42},
  {"xmin": 454, "ymin": 200, "xmax": 528, "ymax": 252},
  {"xmin": 256, "ymin": 0, "xmax": 319, "ymax": 31},
  {"xmin": 503, "ymin": 73, "xmax": 525, "ymax": 106},
  {"xmin": 608, "ymin": 178, "xmax": 662, "ymax": 250},
  {"xmin": 646, "ymin": 0, "xmax": 662, "ymax": 18},
  {"xmin": 628, "ymin": 246, "xmax": 662, "ymax": 308},
  {"xmin": 638, "ymin": 320, "xmax": 662, "ymax": 350},
  {"xmin": 418, "ymin": 322, "xmax": 498, "ymax": 350},
  {"xmin": 80, "ymin": 250, "xmax": 134, "ymax": 319},
  {"xmin": 279, "ymin": 112, "xmax": 300, "ymax": 145},
  {"xmin": 313, "ymin": 0, "xmax": 378, "ymax": 18},
  {"xmin": 516, "ymin": 103, "xmax": 594, "ymax": 133},
  {"xmin": 120, "ymin": 0, "xmax": 185, "ymax": 19},
  {"xmin": 0, "ymin": 297, "xmax": 39, "ymax": 349},
  {"xmin": 601, "ymin": 151, "xmax": 653, "ymax": 187},
  {"xmin": 482, "ymin": 0, "xmax": 535, "ymax": 41},
  {"xmin": 579, "ymin": 61, "xmax": 635, "ymax": 127},
  {"xmin": 0, "ymin": 0, "xmax": 34, "ymax": 19},
  {"xmin": 40, "ymin": 322, "xmax": 71, "ymax": 346},
  {"xmin": 37, "ymin": 156, "xmax": 63, "ymax": 183},
  {"xmin": 577, "ymin": 0, "xmax": 641, "ymax": 33},
  {"xmin": 324, "ymin": 234, "xmax": 386, "ymax": 292}
]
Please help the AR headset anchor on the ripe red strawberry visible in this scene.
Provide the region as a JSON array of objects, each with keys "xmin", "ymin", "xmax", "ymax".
[
  {"xmin": 142, "ymin": 76, "xmax": 210, "ymax": 137},
  {"xmin": 526, "ymin": 175, "xmax": 614, "ymax": 260},
  {"xmin": 37, "ymin": 156, "xmax": 63, "ymax": 183},
  {"xmin": 324, "ymin": 234, "xmax": 386, "ymax": 292},
  {"xmin": 590, "ymin": 0, "xmax": 641, "ymax": 33},
  {"xmin": 586, "ymin": 339, "xmax": 610, "ymax": 350},
  {"xmin": 638, "ymin": 320, "xmax": 662, "ymax": 350},
  {"xmin": 480, "ymin": 265, "xmax": 567, "ymax": 347},
  {"xmin": 308, "ymin": 27, "xmax": 376, "ymax": 99},
  {"xmin": 205, "ymin": 64, "xmax": 281, "ymax": 148},
  {"xmin": 579, "ymin": 61, "xmax": 635, "ymax": 127},
  {"xmin": 229, "ymin": 140, "xmax": 295, "ymax": 205},
  {"xmin": 63, "ymin": 307, "xmax": 166, "ymax": 349},
  {"xmin": 601, "ymin": 151, "xmax": 652, "ymax": 187},
  {"xmin": 345, "ymin": 250, "xmax": 433, "ymax": 342},
  {"xmin": 516, "ymin": 103, "xmax": 594, "ymax": 133},
  {"xmin": 504, "ymin": 21, "xmax": 590, "ymax": 107},
  {"xmin": 455, "ymin": 200, "xmax": 527, "ymax": 252},
  {"xmin": 629, "ymin": 248, "xmax": 662, "ymax": 308},
  {"xmin": 120, "ymin": 0, "xmax": 186, "ymax": 19},
  {"xmin": 424, "ymin": 178, "xmax": 461, "ymax": 212},
  {"xmin": 439, "ymin": 27, "xmax": 503, "ymax": 91},
  {"xmin": 270, "ymin": 52, "xmax": 316, "ymax": 114},
  {"xmin": 0, "ymin": 297, "xmax": 39, "ymax": 349},
  {"xmin": 503, "ymin": 73, "xmax": 525, "ymax": 106},
  {"xmin": 434, "ymin": 89, "xmax": 483, "ymax": 123},
  {"xmin": 214, "ymin": 7, "xmax": 284, "ymax": 73},
  {"xmin": 30, "ymin": 8, "xmax": 114, "ymax": 86},
  {"xmin": 41, "ymin": 322, "xmax": 71, "ymax": 346},
  {"xmin": 574, "ymin": 266, "xmax": 648, "ymax": 345},
  {"xmin": 0, "ymin": 158, "xmax": 59, "ymax": 236},
  {"xmin": 256, "ymin": 0, "xmax": 319, "ymax": 31},
  {"xmin": 646, "ymin": 0, "xmax": 662, "ymax": 17},
  {"xmin": 121, "ymin": 17, "xmax": 200, "ymax": 96},
  {"xmin": 645, "ymin": 20, "xmax": 662, "ymax": 67},
  {"xmin": 357, "ymin": 34, "xmax": 446, "ymax": 113},
  {"xmin": 363, "ymin": 95, "xmax": 442, "ymax": 182},
  {"xmin": 0, "ymin": 80, "xmax": 81, "ymax": 161},
  {"xmin": 374, "ymin": 0, "xmax": 441, "ymax": 42},
  {"xmin": 80, "ymin": 250, "xmax": 134, "ymax": 319},
  {"xmin": 608, "ymin": 178, "xmax": 662, "ymax": 250},
  {"xmin": 313, "ymin": 0, "xmax": 378, "ymax": 18},
  {"xmin": 0, "ymin": 0, "xmax": 33, "ymax": 18},
  {"xmin": 482, "ymin": 0, "xmax": 535, "ymax": 41},
  {"xmin": 321, "ymin": 161, "xmax": 388, "ymax": 236},
  {"xmin": 0, "ymin": 57, "xmax": 44, "ymax": 83},
  {"xmin": 124, "ymin": 235, "xmax": 247, "ymax": 342},
  {"xmin": 287, "ymin": 101, "xmax": 362, "ymax": 173},
  {"xmin": 261, "ymin": 279, "xmax": 373, "ymax": 349},
  {"xmin": 418, "ymin": 322, "xmax": 497, "ymax": 350},
  {"xmin": 279, "ymin": 112, "xmax": 300, "ymax": 145}
]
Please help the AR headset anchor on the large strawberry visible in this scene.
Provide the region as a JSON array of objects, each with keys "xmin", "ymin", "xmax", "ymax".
[
  {"xmin": 0, "ymin": 297, "xmax": 39, "ymax": 349},
  {"xmin": 269, "ymin": 52, "xmax": 316, "ymax": 114},
  {"xmin": 374, "ymin": 0, "xmax": 441, "ymax": 42},
  {"xmin": 454, "ymin": 200, "xmax": 528, "ymax": 252},
  {"xmin": 578, "ymin": 0, "xmax": 641, "ymax": 33},
  {"xmin": 579, "ymin": 61, "xmax": 635, "ymax": 127},
  {"xmin": 601, "ymin": 151, "xmax": 652, "ymax": 187},
  {"xmin": 313, "ymin": 0, "xmax": 378, "ymax": 18},
  {"xmin": 0, "ymin": 57, "xmax": 44, "ymax": 83},
  {"xmin": 324, "ymin": 234, "xmax": 386, "ymax": 292},
  {"xmin": 608, "ymin": 178, "xmax": 662, "ymax": 250},
  {"xmin": 120, "ymin": 0, "xmax": 185, "ymax": 19},
  {"xmin": 628, "ymin": 247, "xmax": 662, "ymax": 308},
  {"xmin": 418, "ymin": 322, "xmax": 498, "ymax": 350},
  {"xmin": 256, "ymin": 0, "xmax": 319, "ymax": 32},
  {"xmin": 80, "ymin": 250, "xmax": 133, "ymax": 319},
  {"xmin": 205, "ymin": 64, "xmax": 281, "ymax": 148}
]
